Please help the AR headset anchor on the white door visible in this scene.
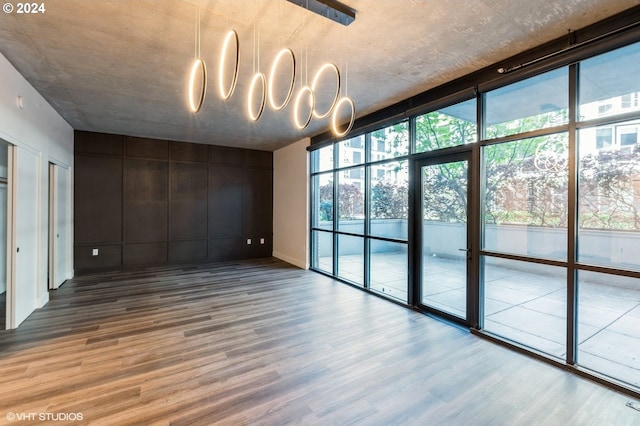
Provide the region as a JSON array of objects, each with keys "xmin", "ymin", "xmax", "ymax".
[
  {"xmin": 49, "ymin": 164, "xmax": 69, "ymax": 289},
  {"xmin": 0, "ymin": 183, "xmax": 6, "ymax": 297},
  {"xmin": 10, "ymin": 146, "xmax": 40, "ymax": 328}
]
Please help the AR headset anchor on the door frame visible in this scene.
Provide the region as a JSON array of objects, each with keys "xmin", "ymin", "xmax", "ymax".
[
  {"xmin": 411, "ymin": 147, "xmax": 479, "ymax": 327},
  {"xmin": 48, "ymin": 162, "xmax": 56, "ymax": 290},
  {"xmin": 5, "ymin": 144, "xmax": 14, "ymax": 329}
]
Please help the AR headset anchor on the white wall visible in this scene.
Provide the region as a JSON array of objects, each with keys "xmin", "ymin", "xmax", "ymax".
[
  {"xmin": 0, "ymin": 52, "xmax": 74, "ymax": 324},
  {"xmin": 273, "ymin": 138, "xmax": 309, "ymax": 269}
]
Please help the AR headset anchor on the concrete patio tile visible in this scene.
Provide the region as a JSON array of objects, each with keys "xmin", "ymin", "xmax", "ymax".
[
  {"xmin": 579, "ymin": 329, "xmax": 640, "ymax": 383},
  {"xmin": 627, "ymin": 304, "xmax": 640, "ymax": 319},
  {"xmin": 423, "ymin": 274, "xmax": 465, "ymax": 291},
  {"xmin": 607, "ymin": 311, "xmax": 640, "ymax": 338},
  {"xmin": 577, "ymin": 322, "xmax": 602, "ymax": 343},
  {"xmin": 578, "ymin": 303, "xmax": 628, "ymax": 329},
  {"xmin": 421, "ymin": 281, "xmax": 453, "ymax": 296},
  {"xmin": 483, "ymin": 297, "xmax": 514, "ymax": 316},
  {"xmin": 485, "ymin": 284, "xmax": 545, "ymax": 305},
  {"xmin": 371, "ymin": 278, "xmax": 408, "ymax": 302},
  {"xmin": 580, "ymin": 281, "xmax": 640, "ymax": 301},
  {"xmin": 522, "ymin": 293, "xmax": 566, "ymax": 317},
  {"xmin": 578, "ymin": 351, "xmax": 640, "ymax": 388},
  {"xmin": 424, "ymin": 289, "xmax": 466, "ymax": 318},
  {"xmin": 484, "ymin": 319, "xmax": 566, "ymax": 358},
  {"xmin": 578, "ymin": 290, "xmax": 638, "ymax": 313},
  {"xmin": 486, "ymin": 305, "xmax": 566, "ymax": 346}
]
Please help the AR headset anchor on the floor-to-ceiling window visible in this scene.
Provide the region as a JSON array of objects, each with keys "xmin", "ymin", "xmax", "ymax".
[
  {"xmin": 309, "ymin": 32, "xmax": 640, "ymax": 395},
  {"xmin": 575, "ymin": 41, "xmax": 640, "ymax": 388},
  {"xmin": 481, "ymin": 67, "xmax": 570, "ymax": 358},
  {"xmin": 311, "ymin": 126, "xmax": 409, "ymax": 302}
]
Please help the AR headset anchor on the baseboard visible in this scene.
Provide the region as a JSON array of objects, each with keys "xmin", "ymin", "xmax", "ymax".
[
  {"xmin": 38, "ymin": 292, "xmax": 49, "ymax": 308},
  {"xmin": 273, "ymin": 251, "xmax": 308, "ymax": 270}
]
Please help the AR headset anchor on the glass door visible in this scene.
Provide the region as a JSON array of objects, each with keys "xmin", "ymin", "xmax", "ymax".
[{"xmin": 415, "ymin": 151, "xmax": 471, "ymax": 324}]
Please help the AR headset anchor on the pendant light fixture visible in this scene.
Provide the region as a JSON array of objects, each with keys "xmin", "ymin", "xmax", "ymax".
[
  {"xmin": 218, "ymin": 30, "xmax": 240, "ymax": 100},
  {"xmin": 311, "ymin": 62, "xmax": 340, "ymax": 119},
  {"xmin": 331, "ymin": 96, "xmax": 355, "ymax": 137},
  {"xmin": 331, "ymin": 19, "xmax": 355, "ymax": 137},
  {"xmin": 247, "ymin": 9, "xmax": 266, "ymax": 121},
  {"xmin": 293, "ymin": 44, "xmax": 315, "ymax": 129},
  {"xmin": 268, "ymin": 48, "xmax": 296, "ymax": 110},
  {"xmin": 182, "ymin": 0, "xmax": 355, "ymax": 137},
  {"xmin": 187, "ymin": 8, "xmax": 207, "ymax": 113}
]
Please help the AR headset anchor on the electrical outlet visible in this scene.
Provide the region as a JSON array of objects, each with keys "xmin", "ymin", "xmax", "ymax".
[
  {"xmin": 247, "ymin": 239, "xmax": 252, "ymax": 245},
  {"xmin": 92, "ymin": 248, "xmax": 99, "ymax": 256},
  {"xmin": 260, "ymin": 238, "xmax": 265, "ymax": 244}
]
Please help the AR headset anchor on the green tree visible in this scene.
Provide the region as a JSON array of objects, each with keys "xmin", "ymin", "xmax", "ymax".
[
  {"xmin": 579, "ymin": 146, "xmax": 640, "ymax": 230},
  {"xmin": 371, "ymin": 181, "xmax": 407, "ymax": 219},
  {"xmin": 318, "ymin": 183, "xmax": 364, "ymax": 221}
]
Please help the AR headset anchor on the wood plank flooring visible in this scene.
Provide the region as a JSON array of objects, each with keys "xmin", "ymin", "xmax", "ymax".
[{"xmin": 0, "ymin": 258, "xmax": 638, "ymax": 425}]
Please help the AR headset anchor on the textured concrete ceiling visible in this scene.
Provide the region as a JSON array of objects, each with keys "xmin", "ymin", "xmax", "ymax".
[{"xmin": 1, "ymin": 0, "xmax": 638, "ymax": 151}]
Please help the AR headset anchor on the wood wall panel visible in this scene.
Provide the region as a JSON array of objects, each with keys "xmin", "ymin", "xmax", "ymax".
[
  {"xmin": 74, "ymin": 155, "xmax": 122, "ymax": 244},
  {"xmin": 169, "ymin": 240, "xmax": 207, "ymax": 263},
  {"xmin": 170, "ymin": 141, "xmax": 208, "ymax": 163},
  {"xmin": 243, "ymin": 237, "xmax": 272, "ymax": 259},
  {"xmin": 126, "ymin": 136, "xmax": 169, "ymax": 160},
  {"xmin": 75, "ymin": 131, "xmax": 123, "ymax": 156},
  {"xmin": 74, "ymin": 244, "xmax": 122, "ymax": 272},
  {"xmin": 208, "ymin": 238, "xmax": 243, "ymax": 261},
  {"xmin": 125, "ymin": 159, "xmax": 168, "ymax": 243},
  {"xmin": 124, "ymin": 242, "xmax": 168, "ymax": 265},
  {"xmin": 74, "ymin": 131, "xmax": 273, "ymax": 274},
  {"xmin": 209, "ymin": 164, "xmax": 243, "ymax": 238},
  {"xmin": 243, "ymin": 167, "xmax": 273, "ymax": 236},
  {"xmin": 170, "ymin": 162, "xmax": 208, "ymax": 240},
  {"xmin": 244, "ymin": 149, "xmax": 273, "ymax": 167},
  {"xmin": 209, "ymin": 145, "xmax": 244, "ymax": 165}
]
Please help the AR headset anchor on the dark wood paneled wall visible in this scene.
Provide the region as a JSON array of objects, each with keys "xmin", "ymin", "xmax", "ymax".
[{"xmin": 74, "ymin": 131, "xmax": 273, "ymax": 274}]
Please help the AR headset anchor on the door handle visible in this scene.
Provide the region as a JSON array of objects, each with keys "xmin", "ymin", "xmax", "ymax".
[{"xmin": 458, "ymin": 248, "xmax": 471, "ymax": 259}]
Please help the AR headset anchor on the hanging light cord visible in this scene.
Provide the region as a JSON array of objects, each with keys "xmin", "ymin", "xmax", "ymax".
[{"xmin": 195, "ymin": 8, "xmax": 200, "ymax": 59}]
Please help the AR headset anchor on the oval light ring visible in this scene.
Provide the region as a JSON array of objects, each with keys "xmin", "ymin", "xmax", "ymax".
[
  {"xmin": 293, "ymin": 85, "xmax": 315, "ymax": 130},
  {"xmin": 311, "ymin": 63, "xmax": 340, "ymax": 119},
  {"xmin": 247, "ymin": 72, "xmax": 267, "ymax": 121},
  {"xmin": 331, "ymin": 96, "xmax": 355, "ymax": 138},
  {"xmin": 218, "ymin": 29, "xmax": 240, "ymax": 100},
  {"xmin": 188, "ymin": 58, "xmax": 207, "ymax": 113},
  {"xmin": 268, "ymin": 48, "xmax": 296, "ymax": 110}
]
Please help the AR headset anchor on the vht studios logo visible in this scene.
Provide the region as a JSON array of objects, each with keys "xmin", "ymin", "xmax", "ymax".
[{"xmin": 6, "ymin": 412, "xmax": 84, "ymax": 422}]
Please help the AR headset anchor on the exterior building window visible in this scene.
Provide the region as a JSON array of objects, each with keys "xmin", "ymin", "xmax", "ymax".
[
  {"xmin": 598, "ymin": 104, "xmax": 613, "ymax": 115},
  {"xmin": 620, "ymin": 127, "xmax": 638, "ymax": 147},
  {"xmin": 596, "ymin": 128, "xmax": 612, "ymax": 150}
]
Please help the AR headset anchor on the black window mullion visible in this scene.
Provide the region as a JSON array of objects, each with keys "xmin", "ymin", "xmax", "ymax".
[
  {"xmin": 567, "ymin": 62, "xmax": 579, "ymax": 366},
  {"xmin": 477, "ymin": 88, "xmax": 487, "ymax": 329},
  {"xmin": 364, "ymin": 155, "xmax": 371, "ymax": 289},
  {"xmin": 332, "ymin": 142, "xmax": 339, "ymax": 276}
]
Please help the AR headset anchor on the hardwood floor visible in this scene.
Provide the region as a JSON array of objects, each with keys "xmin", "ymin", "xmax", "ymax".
[{"xmin": 0, "ymin": 258, "xmax": 638, "ymax": 425}]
